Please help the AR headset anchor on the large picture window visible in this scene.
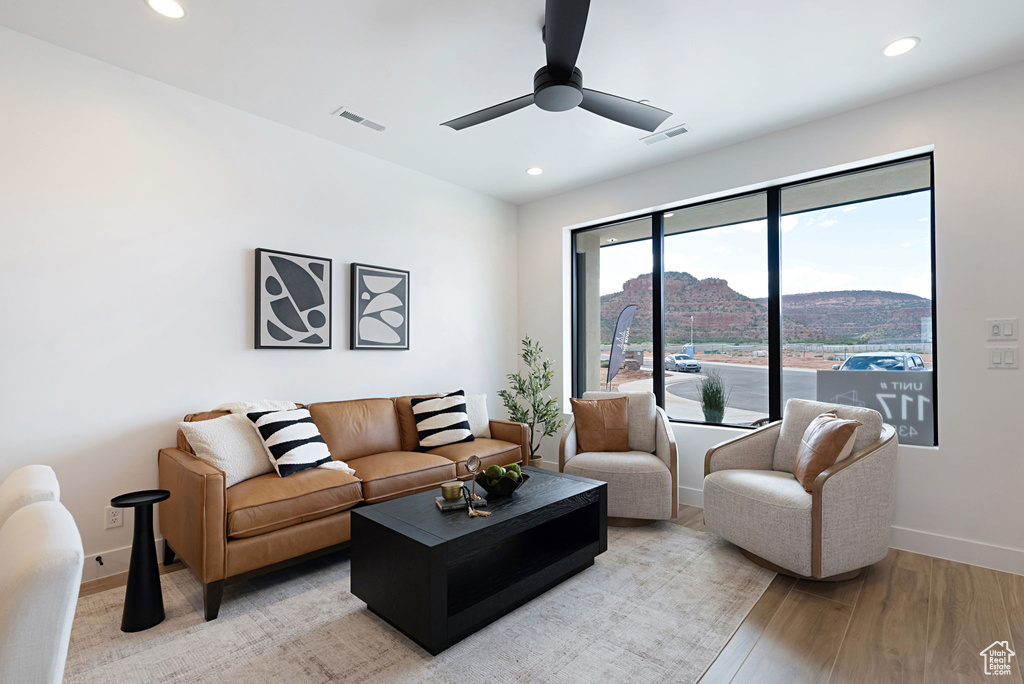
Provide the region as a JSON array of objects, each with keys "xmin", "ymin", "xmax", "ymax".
[{"xmin": 571, "ymin": 155, "xmax": 937, "ymax": 445}]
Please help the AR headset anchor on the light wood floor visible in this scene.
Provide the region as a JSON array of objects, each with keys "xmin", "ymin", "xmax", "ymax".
[
  {"xmin": 672, "ymin": 505, "xmax": 1024, "ymax": 684},
  {"xmin": 83, "ymin": 506, "xmax": 1023, "ymax": 684}
]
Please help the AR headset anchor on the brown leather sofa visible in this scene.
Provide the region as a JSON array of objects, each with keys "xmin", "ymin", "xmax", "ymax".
[{"xmin": 158, "ymin": 396, "xmax": 528, "ymax": 620}]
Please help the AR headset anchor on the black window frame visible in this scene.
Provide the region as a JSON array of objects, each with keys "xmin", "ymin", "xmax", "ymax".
[{"xmin": 570, "ymin": 152, "xmax": 938, "ymax": 441}]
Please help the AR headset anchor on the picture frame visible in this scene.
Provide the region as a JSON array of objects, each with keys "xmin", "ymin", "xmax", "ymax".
[
  {"xmin": 350, "ymin": 263, "xmax": 410, "ymax": 350},
  {"xmin": 255, "ymin": 248, "xmax": 332, "ymax": 349}
]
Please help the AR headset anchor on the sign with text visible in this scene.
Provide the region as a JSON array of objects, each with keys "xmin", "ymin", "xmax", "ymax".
[{"xmin": 815, "ymin": 370, "xmax": 935, "ymax": 446}]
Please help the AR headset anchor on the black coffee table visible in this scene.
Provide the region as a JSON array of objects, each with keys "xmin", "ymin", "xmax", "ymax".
[{"xmin": 351, "ymin": 467, "xmax": 607, "ymax": 654}]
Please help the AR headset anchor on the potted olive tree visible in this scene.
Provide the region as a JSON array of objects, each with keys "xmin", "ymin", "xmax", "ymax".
[
  {"xmin": 697, "ymin": 369, "xmax": 731, "ymax": 424},
  {"xmin": 498, "ymin": 336, "xmax": 564, "ymax": 466}
]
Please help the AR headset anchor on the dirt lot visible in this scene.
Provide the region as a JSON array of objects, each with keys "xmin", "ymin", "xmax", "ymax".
[{"xmin": 696, "ymin": 352, "xmax": 934, "ymax": 370}]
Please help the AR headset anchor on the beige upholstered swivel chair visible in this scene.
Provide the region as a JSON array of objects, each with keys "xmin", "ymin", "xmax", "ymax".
[
  {"xmin": 559, "ymin": 391, "xmax": 677, "ymax": 525},
  {"xmin": 703, "ymin": 398, "xmax": 897, "ymax": 580}
]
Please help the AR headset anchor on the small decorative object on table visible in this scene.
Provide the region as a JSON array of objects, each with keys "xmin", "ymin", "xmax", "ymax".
[
  {"xmin": 477, "ymin": 463, "xmax": 529, "ymax": 499},
  {"xmin": 111, "ymin": 489, "xmax": 170, "ymax": 632},
  {"xmin": 435, "ymin": 480, "xmax": 489, "ymax": 511},
  {"xmin": 464, "ymin": 455, "xmax": 491, "ymax": 517}
]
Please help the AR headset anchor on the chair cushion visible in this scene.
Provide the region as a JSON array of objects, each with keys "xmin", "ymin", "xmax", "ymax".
[
  {"xmin": 703, "ymin": 469, "xmax": 813, "ymax": 576},
  {"xmin": 429, "ymin": 438, "xmax": 521, "ymax": 478},
  {"xmin": 774, "ymin": 399, "xmax": 883, "ymax": 472},
  {"xmin": 792, "ymin": 411, "xmax": 860, "ymax": 492},
  {"xmin": 226, "ymin": 468, "xmax": 363, "ymax": 539},
  {"xmin": 581, "ymin": 391, "xmax": 657, "ymax": 453},
  {"xmin": 563, "ymin": 451, "xmax": 672, "ymax": 520},
  {"xmin": 570, "ymin": 397, "xmax": 630, "ymax": 452},
  {"xmin": 350, "ymin": 451, "xmax": 456, "ymax": 503},
  {"xmin": 308, "ymin": 399, "xmax": 402, "ymax": 462}
]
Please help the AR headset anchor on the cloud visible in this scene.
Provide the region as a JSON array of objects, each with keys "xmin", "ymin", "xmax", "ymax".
[
  {"xmin": 713, "ymin": 246, "xmax": 732, "ymax": 254},
  {"xmin": 901, "ymin": 274, "xmax": 933, "ymax": 299},
  {"xmin": 781, "ymin": 266, "xmax": 857, "ymax": 293},
  {"xmin": 918, "ymin": 217, "xmax": 929, "ymax": 222},
  {"xmin": 901, "ymin": 242, "xmax": 913, "ymax": 248},
  {"xmin": 819, "ymin": 219, "xmax": 839, "ymax": 227},
  {"xmin": 781, "ymin": 216, "xmax": 798, "ymax": 233},
  {"xmin": 728, "ymin": 270, "xmax": 769, "ymax": 299},
  {"xmin": 841, "ymin": 206, "xmax": 856, "ymax": 212}
]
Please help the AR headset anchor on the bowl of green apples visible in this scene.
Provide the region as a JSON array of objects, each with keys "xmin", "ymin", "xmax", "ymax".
[{"xmin": 476, "ymin": 463, "xmax": 529, "ymax": 499}]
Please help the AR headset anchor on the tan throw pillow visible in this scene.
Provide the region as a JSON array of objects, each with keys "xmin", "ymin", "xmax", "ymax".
[
  {"xmin": 793, "ymin": 410, "xmax": 862, "ymax": 492},
  {"xmin": 570, "ymin": 397, "xmax": 630, "ymax": 453}
]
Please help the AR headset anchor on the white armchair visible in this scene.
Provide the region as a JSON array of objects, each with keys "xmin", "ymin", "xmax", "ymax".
[
  {"xmin": 0, "ymin": 501, "xmax": 84, "ymax": 684},
  {"xmin": 559, "ymin": 391, "xmax": 677, "ymax": 525},
  {"xmin": 0, "ymin": 465, "xmax": 60, "ymax": 529},
  {"xmin": 703, "ymin": 398, "xmax": 897, "ymax": 580}
]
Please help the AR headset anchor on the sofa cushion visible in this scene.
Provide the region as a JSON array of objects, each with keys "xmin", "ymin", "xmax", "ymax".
[
  {"xmin": 429, "ymin": 438, "xmax": 521, "ymax": 478},
  {"xmin": 411, "ymin": 391, "xmax": 475, "ymax": 449},
  {"xmin": 308, "ymin": 399, "xmax": 402, "ymax": 461},
  {"xmin": 703, "ymin": 469, "xmax": 813, "ymax": 576},
  {"xmin": 393, "ymin": 395, "xmax": 440, "ymax": 451},
  {"xmin": 226, "ymin": 468, "xmax": 363, "ymax": 539},
  {"xmin": 774, "ymin": 399, "xmax": 882, "ymax": 472},
  {"xmin": 351, "ymin": 451, "xmax": 457, "ymax": 503}
]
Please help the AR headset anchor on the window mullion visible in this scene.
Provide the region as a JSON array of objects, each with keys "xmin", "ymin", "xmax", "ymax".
[{"xmin": 767, "ymin": 188, "xmax": 783, "ymax": 421}]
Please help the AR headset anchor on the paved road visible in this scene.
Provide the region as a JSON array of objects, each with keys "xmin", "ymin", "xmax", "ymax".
[{"xmin": 657, "ymin": 362, "xmax": 818, "ymax": 412}]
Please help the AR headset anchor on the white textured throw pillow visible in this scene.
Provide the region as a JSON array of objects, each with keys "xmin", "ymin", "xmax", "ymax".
[
  {"xmin": 215, "ymin": 400, "xmax": 297, "ymax": 415},
  {"xmin": 178, "ymin": 414, "xmax": 274, "ymax": 488},
  {"xmin": 464, "ymin": 394, "xmax": 491, "ymax": 438}
]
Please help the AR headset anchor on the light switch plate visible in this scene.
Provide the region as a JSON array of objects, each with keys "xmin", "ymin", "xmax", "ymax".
[
  {"xmin": 987, "ymin": 318, "xmax": 1019, "ymax": 341},
  {"xmin": 990, "ymin": 346, "xmax": 1019, "ymax": 369}
]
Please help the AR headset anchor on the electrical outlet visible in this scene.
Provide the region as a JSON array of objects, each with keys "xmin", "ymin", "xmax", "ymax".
[{"xmin": 105, "ymin": 506, "xmax": 122, "ymax": 529}]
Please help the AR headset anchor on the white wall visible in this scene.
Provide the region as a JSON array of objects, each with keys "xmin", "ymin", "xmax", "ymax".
[
  {"xmin": 519, "ymin": 61, "xmax": 1024, "ymax": 574},
  {"xmin": 0, "ymin": 28, "xmax": 519, "ymax": 580}
]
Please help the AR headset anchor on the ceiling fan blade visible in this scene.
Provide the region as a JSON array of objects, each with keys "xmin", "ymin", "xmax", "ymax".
[
  {"xmin": 440, "ymin": 94, "xmax": 535, "ymax": 131},
  {"xmin": 579, "ymin": 88, "xmax": 672, "ymax": 132},
  {"xmin": 545, "ymin": 0, "xmax": 590, "ymax": 76}
]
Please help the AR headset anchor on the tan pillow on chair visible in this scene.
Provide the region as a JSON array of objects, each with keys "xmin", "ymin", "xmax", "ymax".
[
  {"xmin": 793, "ymin": 410, "xmax": 861, "ymax": 492},
  {"xmin": 570, "ymin": 397, "xmax": 630, "ymax": 453}
]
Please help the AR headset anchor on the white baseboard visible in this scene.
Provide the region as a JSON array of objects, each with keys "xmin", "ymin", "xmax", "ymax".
[
  {"xmin": 81, "ymin": 538, "xmax": 166, "ymax": 584},
  {"xmin": 678, "ymin": 486, "xmax": 704, "ymax": 508},
  {"xmin": 891, "ymin": 526, "xmax": 1024, "ymax": 576}
]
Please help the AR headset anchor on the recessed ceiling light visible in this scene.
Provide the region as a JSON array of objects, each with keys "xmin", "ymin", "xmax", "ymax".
[
  {"xmin": 664, "ymin": 212, "xmax": 675, "ymax": 218},
  {"xmin": 606, "ymin": 238, "xmax": 618, "ymax": 243},
  {"xmin": 526, "ymin": 167, "xmax": 543, "ymax": 176},
  {"xmin": 883, "ymin": 36, "xmax": 919, "ymax": 57},
  {"xmin": 146, "ymin": 0, "xmax": 186, "ymax": 19}
]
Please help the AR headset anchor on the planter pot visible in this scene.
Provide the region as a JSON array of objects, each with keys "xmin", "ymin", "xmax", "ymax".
[
  {"xmin": 529, "ymin": 455, "xmax": 544, "ymax": 468},
  {"xmin": 702, "ymin": 409, "xmax": 725, "ymax": 424}
]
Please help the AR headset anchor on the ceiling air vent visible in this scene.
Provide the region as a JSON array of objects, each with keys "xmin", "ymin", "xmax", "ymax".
[
  {"xmin": 641, "ymin": 123, "xmax": 689, "ymax": 145},
  {"xmin": 332, "ymin": 106, "xmax": 386, "ymax": 133}
]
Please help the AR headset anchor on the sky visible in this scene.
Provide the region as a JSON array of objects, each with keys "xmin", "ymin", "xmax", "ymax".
[{"xmin": 598, "ymin": 191, "xmax": 933, "ymax": 299}]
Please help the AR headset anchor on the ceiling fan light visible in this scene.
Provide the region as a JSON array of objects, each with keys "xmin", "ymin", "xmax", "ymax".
[{"xmin": 526, "ymin": 167, "xmax": 544, "ymax": 176}]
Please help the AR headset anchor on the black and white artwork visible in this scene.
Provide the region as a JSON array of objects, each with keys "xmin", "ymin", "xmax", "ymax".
[
  {"xmin": 255, "ymin": 248, "xmax": 332, "ymax": 349},
  {"xmin": 350, "ymin": 263, "xmax": 409, "ymax": 350}
]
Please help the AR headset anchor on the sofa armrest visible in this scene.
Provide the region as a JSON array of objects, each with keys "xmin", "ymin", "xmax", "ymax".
[
  {"xmin": 489, "ymin": 419, "xmax": 530, "ymax": 467},
  {"xmin": 703, "ymin": 421, "xmax": 782, "ymax": 477},
  {"xmin": 157, "ymin": 447, "xmax": 226, "ymax": 583},
  {"xmin": 655, "ymin": 407, "xmax": 679, "ymax": 517},
  {"xmin": 811, "ymin": 424, "xmax": 898, "ymax": 578},
  {"xmin": 558, "ymin": 417, "xmax": 577, "ymax": 472}
]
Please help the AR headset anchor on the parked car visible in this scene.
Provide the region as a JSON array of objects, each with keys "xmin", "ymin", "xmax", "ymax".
[
  {"xmin": 832, "ymin": 352, "xmax": 930, "ymax": 371},
  {"xmin": 665, "ymin": 353, "xmax": 702, "ymax": 372}
]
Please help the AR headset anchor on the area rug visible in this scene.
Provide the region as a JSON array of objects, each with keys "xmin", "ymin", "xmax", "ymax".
[{"xmin": 65, "ymin": 522, "xmax": 774, "ymax": 683}]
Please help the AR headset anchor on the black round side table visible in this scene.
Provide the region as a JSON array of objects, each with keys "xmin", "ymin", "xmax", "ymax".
[{"xmin": 111, "ymin": 489, "xmax": 170, "ymax": 632}]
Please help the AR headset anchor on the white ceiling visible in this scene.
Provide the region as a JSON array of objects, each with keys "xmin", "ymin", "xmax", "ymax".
[{"xmin": 2, "ymin": 1, "xmax": 1024, "ymax": 204}]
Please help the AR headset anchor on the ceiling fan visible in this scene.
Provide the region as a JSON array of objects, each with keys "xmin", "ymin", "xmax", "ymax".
[{"xmin": 441, "ymin": 0, "xmax": 672, "ymax": 132}]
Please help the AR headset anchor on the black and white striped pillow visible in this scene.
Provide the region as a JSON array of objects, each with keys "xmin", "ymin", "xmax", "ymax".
[
  {"xmin": 247, "ymin": 408, "xmax": 332, "ymax": 477},
  {"xmin": 411, "ymin": 391, "xmax": 476, "ymax": 450}
]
